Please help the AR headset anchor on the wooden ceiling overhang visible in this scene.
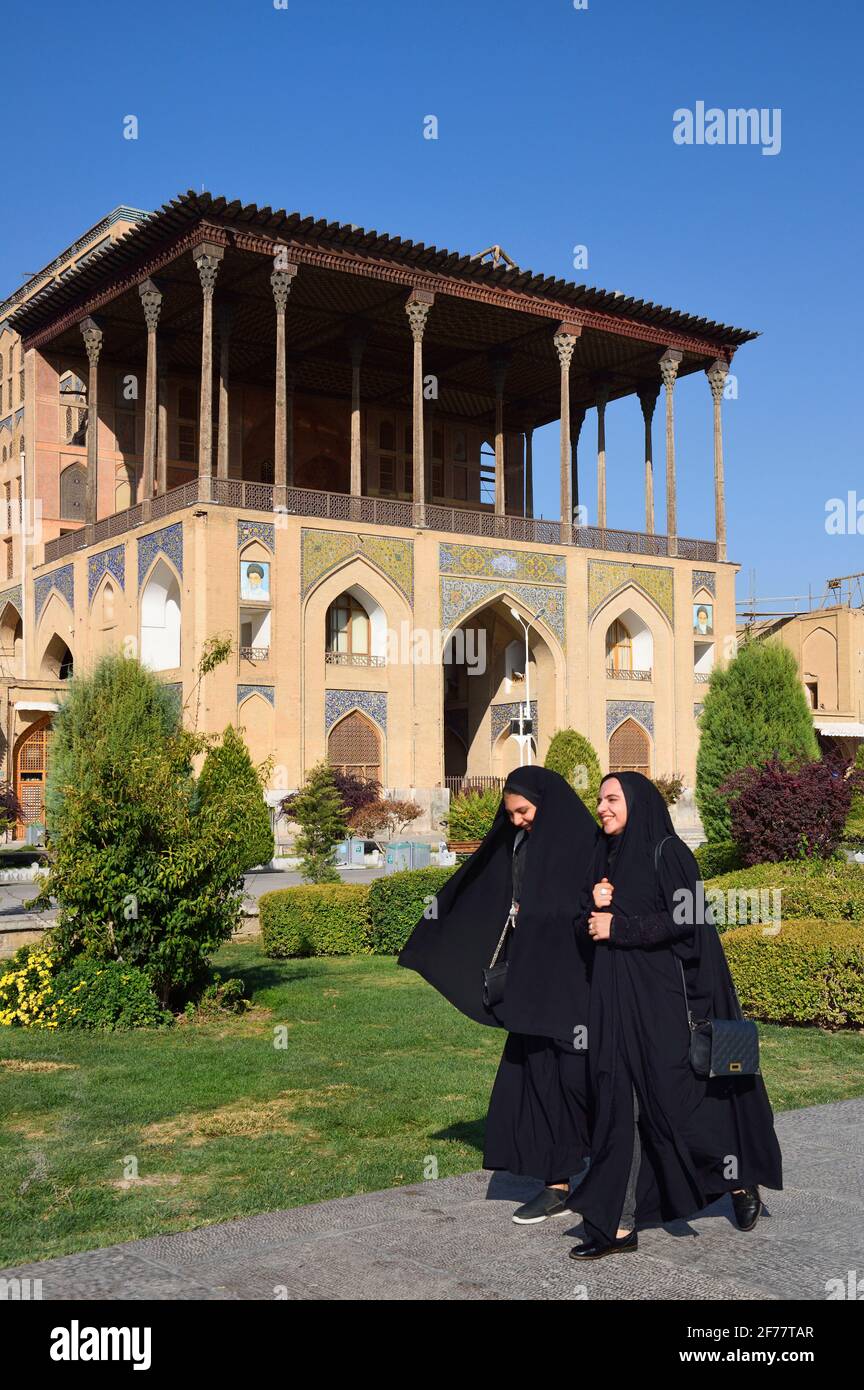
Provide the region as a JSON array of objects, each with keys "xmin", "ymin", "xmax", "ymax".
[{"xmin": 11, "ymin": 191, "xmax": 756, "ymax": 431}]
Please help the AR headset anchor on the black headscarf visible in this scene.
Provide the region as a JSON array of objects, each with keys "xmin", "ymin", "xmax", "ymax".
[
  {"xmin": 572, "ymin": 770, "xmax": 783, "ymax": 1243},
  {"xmin": 398, "ymin": 765, "xmax": 598, "ymax": 1035}
]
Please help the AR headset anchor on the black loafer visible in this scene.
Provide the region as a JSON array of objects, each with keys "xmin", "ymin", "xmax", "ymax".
[
  {"xmin": 731, "ymin": 1186, "xmax": 762, "ymax": 1231},
  {"xmin": 569, "ymin": 1230, "xmax": 638, "ymax": 1259}
]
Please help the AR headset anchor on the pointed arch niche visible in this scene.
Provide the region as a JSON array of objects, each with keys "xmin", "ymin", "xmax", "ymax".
[
  {"xmin": 304, "ymin": 553, "xmax": 411, "ymax": 784},
  {"xmin": 327, "ymin": 708, "xmax": 382, "ymax": 782},
  {"xmin": 140, "ymin": 557, "xmax": 181, "ymax": 671},
  {"xmin": 237, "ymin": 694, "xmax": 276, "ymax": 772},
  {"xmin": 442, "ymin": 591, "xmax": 563, "ymax": 778},
  {"xmin": 589, "ymin": 583, "xmax": 673, "ymax": 775},
  {"xmin": 0, "ymin": 600, "xmax": 23, "ymax": 676}
]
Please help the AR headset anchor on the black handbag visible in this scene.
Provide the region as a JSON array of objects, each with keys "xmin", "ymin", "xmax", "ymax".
[
  {"xmin": 654, "ymin": 836, "xmax": 761, "ymax": 1079},
  {"xmin": 482, "ymin": 902, "xmax": 517, "ymax": 1009}
]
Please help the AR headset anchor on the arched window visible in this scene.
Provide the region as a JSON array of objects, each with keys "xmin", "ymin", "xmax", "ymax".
[
  {"xmin": 606, "ymin": 618, "xmax": 633, "ymax": 672},
  {"xmin": 40, "ymin": 633, "xmax": 74, "ymax": 681},
  {"xmin": 326, "ymin": 593, "xmax": 370, "ymax": 657},
  {"xmin": 140, "ymin": 558, "xmax": 181, "ymax": 671},
  {"xmin": 609, "ymin": 718, "xmax": 651, "ymax": 776},
  {"xmin": 59, "ymin": 462, "xmax": 87, "ymax": 520},
  {"xmin": 328, "ymin": 711, "xmax": 381, "ymax": 782}
]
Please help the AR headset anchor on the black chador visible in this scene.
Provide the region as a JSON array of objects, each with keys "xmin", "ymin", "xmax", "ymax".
[
  {"xmin": 398, "ymin": 766, "xmax": 598, "ymax": 1181},
  {"xmin": 572, "ymin": 772, "xmax": 783, "ymax": 1244}
]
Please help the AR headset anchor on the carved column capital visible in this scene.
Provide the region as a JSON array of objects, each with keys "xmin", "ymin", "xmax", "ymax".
[
  {"xmin": 553, "ymin": 324, "xmax": 582, "ymax": 370},
  {"xmin": 80, "ymin": 316, "xmax": 103, "ymax": 365},
  {"xmin": 638, "ymin": 382, "xmax": 661, "ymax": 421},
  {"xmin": 706, "ymin": 358, "xmax": 729, "ymax": 403},
  {"xmin": 405, "ymin": 289, "xmax": 434, "ymax": 343},
  {"xmin": 138, "ymin": 279, "xmax": 163, "ymax": 333},
  {"xmin": 594, "ymin": 382, "xmax": 610, "ymax": 412},
  {"xmin": 271, "ymin": 264, "xmax": 298, "ymax": 313},
  {"xmin": 193, "ymin": 242, "xmax": 225, "ymax": 299},
  {"xmin": 659, "ymin": 348, "xmax": 683, "ymax": 391}
]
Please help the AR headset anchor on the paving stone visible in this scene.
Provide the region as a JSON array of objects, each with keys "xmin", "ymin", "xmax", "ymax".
[{"xmin": 1, "ymin": 1098, "xmax": 861, "ymax": 1300}]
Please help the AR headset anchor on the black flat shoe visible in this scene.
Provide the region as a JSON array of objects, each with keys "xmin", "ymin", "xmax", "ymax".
[
  {"xmin": 569, "ymin": 1230, "xmax": 638, "ymax": 1260},
  {"xmin": 731, "ymin": 1186, "xmax": 762, "ymax": 1231},
  {"xmin": 511, "ymin": 1186, "xmax": 571, "ymax": 1224}
]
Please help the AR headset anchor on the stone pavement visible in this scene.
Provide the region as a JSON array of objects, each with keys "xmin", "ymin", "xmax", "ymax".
[{"xmin": 2, "ymin": 1097, "xmax": 861, "ymax": 1301}]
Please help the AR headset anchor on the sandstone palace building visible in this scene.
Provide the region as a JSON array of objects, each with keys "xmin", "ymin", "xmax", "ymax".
[{"xmin": 0, "ymin": 190, "xmax": 750, "ymax": 833}]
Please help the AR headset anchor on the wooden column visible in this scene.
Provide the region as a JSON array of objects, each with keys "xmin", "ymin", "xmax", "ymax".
[
  {"xmin": 553, "ymin": 325, "xmax": 581, "ymax": 540},
  {"xmin": 80, "ymin": 316, "xmax": 103, "ymax": 528},
  {"xmin": 192, "ymin": 242, "xmax": 225, "ymax": 499},
  {"xmin": 525, "ymin": 427, "xmax": 534, "ymax": 519},
  {"xmin": 216, "ymin": 303, "xmax": 231, "ymax": 481},
  {"xmin": 405, "ymin": 290, "xmax": 434, "ymax": 527},
  {"xmin": 595, "ymin": 385, "xmax": 609, "ymax": 530},
  {"xmin": 286, "ymin": 361, "xmax": 297, "ymax": 489},
  {"xmin": 156, "ymin": 330, "xmax": 172, "ymax": 496},
  {"xmin": 489, "ymin": 351, "xmax": 509, "ymax": 519},
  {"xmin": 638, "ymin": 383, "xmax": 660, "ymax": 534},
  {"xmin": 139, "ymin": 280, "xmax": 162, "ymax": 512},
  {"xmin": 659, "ymin": 349, "xmax": 683, "ymax": 556},
  {"xmin": 571, "ymin": 406, "xmax": 586, "ymax": 522},
  {"xmin": 271, "ymin": 260, "xmax": 298, "ymax": 502},
  {"xmin": 349, "ymin": 329, "xmax": 368, "ymax": 501},
  {"xmin": 706, "ymin": 358, "xmax": 729, "ymax": 562}
]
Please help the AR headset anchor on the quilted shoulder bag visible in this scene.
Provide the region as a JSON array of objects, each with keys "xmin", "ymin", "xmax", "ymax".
[{"xmin": 654, "ymin": 836, "xmax": 760, "ymax": 1079}]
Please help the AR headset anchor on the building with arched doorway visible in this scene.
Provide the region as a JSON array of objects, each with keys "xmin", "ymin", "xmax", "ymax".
[{"xmin": 0, "ymin": 190, "xmax": 749, "ymax": 834}]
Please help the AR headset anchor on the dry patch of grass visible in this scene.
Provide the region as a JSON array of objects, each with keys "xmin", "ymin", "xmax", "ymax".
[
  {"xmin": 140, "ymin": 1084, "xmax": 361, "ymax": 1145},
  {"xmin": 0, "ymin": 1059, "xmax": 77, "ymax": 1073}
]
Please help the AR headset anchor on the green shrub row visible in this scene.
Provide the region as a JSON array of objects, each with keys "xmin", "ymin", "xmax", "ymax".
[
  {"xmin": 706, "ymin": 858, "xmax": 864, "ymax": 925},
  {"xmin": 723, "ymin": 920, "xmax": 864, "ymax": 1028},
  {"xmin": 260, "ymin": 866, "xmax": 456, "ymax": 957},
  {"xmin": 694, "ymin": 840, "xmax": 742, "ymax": 879}
]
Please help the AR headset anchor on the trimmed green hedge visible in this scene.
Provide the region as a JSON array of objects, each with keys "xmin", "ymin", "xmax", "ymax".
[
  {"xmin": 259, "ymin": 883, "xmax": 373, "ymax": 957},
  {"xmin": 367, "ymin": 866, "xmax": 456, "ymax": 953},
  {"xmin": 723, "ymin": 920, "xmax": 864, "ymax": 1028},
  {"xmin": 706, "ymin": 859, "xmax": 864, "ymax": 928},
  {"xmin": 259, "ymin": 868, "xmax": 458, "ymax": 957},
  {"xmin": 694, "ymin": 840, "xmax": 742, "ymax": 879}
]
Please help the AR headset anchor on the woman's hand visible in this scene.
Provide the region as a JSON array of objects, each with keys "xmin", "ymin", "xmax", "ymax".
[
  {"xmin": 593, "ymin": 878, "xmax": 614, "ymax": 909},
  {"xmin": 588, "ymin": 911, "xmax": 613, "ymax": 941}
]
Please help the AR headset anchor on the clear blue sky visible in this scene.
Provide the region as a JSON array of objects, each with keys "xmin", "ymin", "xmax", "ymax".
[{"xmin": 4, "ymin": 0, "xmax": 861, "ymax": 611}]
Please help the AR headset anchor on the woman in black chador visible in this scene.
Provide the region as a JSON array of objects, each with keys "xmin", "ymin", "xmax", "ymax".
[
  {"xmin": 398, "ymin": 766, "xmax": 598, "ymax": 1223},
  {"xmin": 568, "ymin": 771, "xmax": 783, "ymax": 1261}
]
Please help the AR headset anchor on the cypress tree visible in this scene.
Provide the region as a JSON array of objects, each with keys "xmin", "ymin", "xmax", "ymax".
[{"xmin": 696, "ymin": 639, "xmax": 818, "ymax": 841}]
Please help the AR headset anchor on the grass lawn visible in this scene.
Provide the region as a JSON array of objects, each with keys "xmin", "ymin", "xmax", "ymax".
[{"xmin": 1, "ymin": 940, "xmax": 863, "ymax": 1267}]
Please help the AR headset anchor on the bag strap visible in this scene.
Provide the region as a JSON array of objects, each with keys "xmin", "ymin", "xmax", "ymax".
[
  {"xmin": 487, "ymin": 904, "xmax": 517, "ymax": 970},
  {"xmin": 654, "ymin": 835, "xmax": 696, "ymax": 1034}
]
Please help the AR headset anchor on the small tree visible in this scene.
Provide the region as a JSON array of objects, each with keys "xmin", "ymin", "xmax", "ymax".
[
  {"xmin": 545, "ymin": 729, "xmax": 602, "ymax": 818},
  {"xmin": 289, "ymin": 761, "xmax": 348, "ymax": 883},
  {"xmin": 197, "ymin": 725, "xmax": 274, "ymax": 871},
  {"xmin": 350, "ymin": 798, "xmax": 421, "ymax": 840},
  {"xmin": 41, "ymin": 650, "xmax": 257, "ymax": 1008},
  {"xmin": 0, "ymin": 783, "xmax": 22, "ymax": 838},
  {"xmin": 722, "ymin": 755, "xmax": 864, "ymax": 864},
  {"xmin": 696, "ymin": 641, "xmax": 819, "ymax": 841},
  {"xmin": 46, "ymin": 651, "xmax": 181, "ymax": 833}
]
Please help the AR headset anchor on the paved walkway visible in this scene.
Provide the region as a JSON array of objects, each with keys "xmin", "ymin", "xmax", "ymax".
[{"xmin": 2, "ymin": 1097, "xmax": 861, "ymax": 1300}]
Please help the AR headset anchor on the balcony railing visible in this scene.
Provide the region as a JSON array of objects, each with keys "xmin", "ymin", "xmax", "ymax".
[
  {"xmin": 324, "ymin": 652, "xmax": 387, "ymax": 667},
  {"xmin": 240, "ymin": 646, "xmax": 270, "ymax": 663},
  {"xmin": 41, "ymin": 477, "xmax": 719, "ymax": 566},
  {"xmin": 606, "ymin": 667, "xmax": 653, "ymax": 681}
]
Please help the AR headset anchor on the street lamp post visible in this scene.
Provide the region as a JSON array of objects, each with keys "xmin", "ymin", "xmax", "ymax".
[{"xmin": 509, "ymin": 605, "xmax": 540, "ymax": 766}]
